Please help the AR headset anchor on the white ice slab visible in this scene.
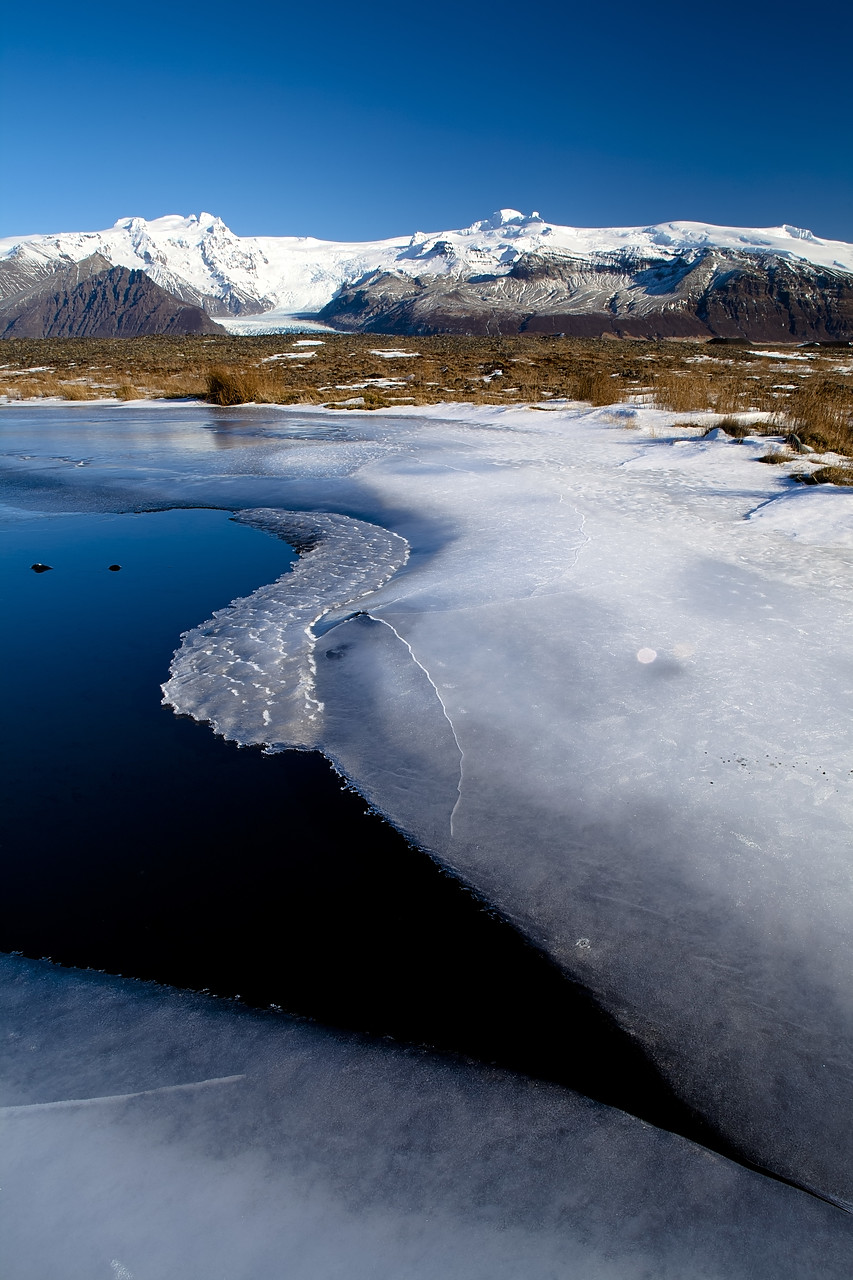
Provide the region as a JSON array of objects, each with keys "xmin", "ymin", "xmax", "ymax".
[
  {"xmin": 3, "ymin": 398, "xmax": 853, "ymax": 1216},
  {"xmin": 1, "ymin": 955, "xmax": 852, "ymax": 1280}
]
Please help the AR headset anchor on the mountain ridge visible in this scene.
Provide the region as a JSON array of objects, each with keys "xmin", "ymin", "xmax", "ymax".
[
  {"xmin": 2, "ymin": 211, "xmax": 853, "ymax": 340},
  {"xmin": 0, "ymin": 258, "xmax": 225, "ymax": 339}
]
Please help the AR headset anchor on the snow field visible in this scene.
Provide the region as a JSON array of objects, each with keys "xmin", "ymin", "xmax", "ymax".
[{"xmin": 3, "ymin": 209, "xmax": 853, "ymax": 329}]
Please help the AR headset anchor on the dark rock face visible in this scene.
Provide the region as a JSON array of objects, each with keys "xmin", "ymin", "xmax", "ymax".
[
  {"xmin": 0, "ymin": 247, "xmax": 73, "ymax": 304},
  {"xmin": 319, "ymin": 249, "xmax": 853, "ymax": 341},
  {"xmin": 0, "ymin": 261, "xmax": 225, "ymax": 339},
  {"xmin": 0, "ymin": 253, "xmax": 113, "ymax": 312},
  {"xmin": 0, "ymin": 246, "xmax": 266, "ymax": 318}
]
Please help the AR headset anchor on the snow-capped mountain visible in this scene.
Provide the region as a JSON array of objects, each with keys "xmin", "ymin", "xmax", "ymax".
[{"xmin": 2, "ymin": 210, "xmax": 853, "ymax": 336}]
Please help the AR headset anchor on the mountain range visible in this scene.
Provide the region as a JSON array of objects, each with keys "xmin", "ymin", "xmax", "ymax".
[
  {"xmin": 0, "ymin": 253, "xmax": 223, "ymax": 339},
  {"xmin": 2, "ymin": 210, "xmax": 853, "ymax": 341}
]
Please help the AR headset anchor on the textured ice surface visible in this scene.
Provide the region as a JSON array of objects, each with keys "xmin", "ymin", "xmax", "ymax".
[
  {"xmin": 162, "ymin": 510, "xmax": 408, "ymax": 749},
  {"xmin": 2, "ymin": 401, "xmax": 853, "ymax": 1226},
  {"xmin": 2, "ymin": 955, "xmax": 853, "ymax": 1280}
]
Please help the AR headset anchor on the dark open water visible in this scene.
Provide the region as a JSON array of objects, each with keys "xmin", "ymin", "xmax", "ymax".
[{"xmin": 0, "ymin": 489, "xmax": 716, "ymax": 1144}]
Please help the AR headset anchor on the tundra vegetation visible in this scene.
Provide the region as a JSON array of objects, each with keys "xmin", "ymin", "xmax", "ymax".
[{"xmin": 1, "ymin": 334, "xmax": 851, "ymax": 470}]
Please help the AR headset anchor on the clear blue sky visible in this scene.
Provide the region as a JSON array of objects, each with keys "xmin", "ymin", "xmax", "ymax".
[{"xmin": 2, "ymin": 0, "xmax": 852, "ymax": 241}]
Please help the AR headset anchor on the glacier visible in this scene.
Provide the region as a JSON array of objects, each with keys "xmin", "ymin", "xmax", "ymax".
[
  {"xmin": 2, "ymin": 208, "xmax": 853, "ymax": 326},
  {"xmin": 1, "ymin": 397, "xmax": 853, "ymax": 1271}
]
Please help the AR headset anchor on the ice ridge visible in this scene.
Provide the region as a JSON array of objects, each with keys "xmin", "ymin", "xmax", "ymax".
[{"xmin": 162, "ymin": 509, "xmax": 409, "ymax": 749}]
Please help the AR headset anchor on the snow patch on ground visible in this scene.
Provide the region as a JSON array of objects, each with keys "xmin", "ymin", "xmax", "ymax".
[
  {"xmin": 369, "ymin": 349, "xmax": 421, "ymax": 359},
  {"xmin": 747, "ymin": 486, "xmax": 853, "ymax": 546}
]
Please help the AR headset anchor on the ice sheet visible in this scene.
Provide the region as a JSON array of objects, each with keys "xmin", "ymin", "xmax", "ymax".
[
  {"xmin": 2, "ymin": 400, "xmax": 853, "ymax": 1217},
  {"xmin": 163, "ymin": 406, "xmax": 853, "ymax": 1204},
  {"xmin": 2, "ymin": 955, "xmax": 852, "ymax": 1280}
]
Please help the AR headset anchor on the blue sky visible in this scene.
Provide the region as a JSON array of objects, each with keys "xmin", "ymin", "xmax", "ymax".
[{"xmin": 2, "ymin": 0, "xmax": 852, "ymax": 241}]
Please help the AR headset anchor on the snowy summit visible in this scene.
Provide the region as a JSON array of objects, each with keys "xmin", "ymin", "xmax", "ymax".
[{"xmin": 2, "ymin": 210, "xmax": 853, "ymax": 334}]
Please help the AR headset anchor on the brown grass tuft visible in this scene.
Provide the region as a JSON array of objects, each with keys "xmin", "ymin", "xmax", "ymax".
[
  {"xmin": 206, "ymin": 366, "xmax": 266, "ymax": 405},
  {"xmin": 785, "ymin": 376, "xmax": 853, "ymax": 455},
  {"xmin": 803, "ymin": 465, "xmax": 853, "ymax": 486},
  {"xmin": 567, "ymin": 368, "xmax": 618, "ymax": 406},
  {"xmin": 66, "ymin": 383, "xmax": 96, "ymax": 399},
  {"xmin": 654, "ymin": 368, "xmax": 715, "ymax": 413},
  {"xmin": 715, "ymin": 416, "xmax": 752, "ymax": 439}
]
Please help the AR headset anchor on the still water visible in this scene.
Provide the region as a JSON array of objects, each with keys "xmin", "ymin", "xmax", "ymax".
[{"xmin": 0, "ymin": 406, "xmax": 705, "ymax": 1138}]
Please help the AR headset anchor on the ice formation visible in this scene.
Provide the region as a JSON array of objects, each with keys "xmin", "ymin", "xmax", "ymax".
[
  {"xmin": 161, "ymin": 405, "xmax": 853, "ymax": 1206},
  {"xmin": 2, "ymin": 398, "xmax": 853, "ymax": 1269},
  {"xmin": 161, "ymin": 510, "xmax": 408, "ymax": 749},
  {"xmin": 2, "ymin": 954, "xmax": 853, "ymax": 1279}
]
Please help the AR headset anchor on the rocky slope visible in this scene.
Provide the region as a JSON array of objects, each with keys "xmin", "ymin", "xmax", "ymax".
[
  {"xmin": 0, "ymin": 258, "xmax": 225, "ymax": 338},
  {"xmin": 319, "ymin": 249, "xmax": 853, "ymax": 340},
  {"xmin": 2, "ymin": 210, "xmax": 852, "ymax": 339}
]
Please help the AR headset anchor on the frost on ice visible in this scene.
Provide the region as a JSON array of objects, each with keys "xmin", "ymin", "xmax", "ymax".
[
  {"xmin": 155, "ymin": 405, "xmax": 853, "ymax": 1207},
  {"xmin": 2, "ymin": 398, "xmax": 853, "ymax": 1265},
  {"xmin": 161, "ymin": 510, "xmax": 408, "ymax": 750},
  {"xmin": 2, "ymin": 953, "xmax": 853, "ymax": 1279}
]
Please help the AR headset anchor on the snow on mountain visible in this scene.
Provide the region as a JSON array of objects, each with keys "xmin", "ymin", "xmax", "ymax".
[{"xmin": 2, "ymin": 209, "xmax": 853, "ymax": 330}]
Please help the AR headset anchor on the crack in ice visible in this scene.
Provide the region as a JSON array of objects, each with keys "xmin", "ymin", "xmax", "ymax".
[
  {"xmin": 364, "ymin": 613, "xmax": 465, "ymax": 837},
  {"xmin": 0, "ymin": 1074, "xmax": 247, "ymax": 1115}
]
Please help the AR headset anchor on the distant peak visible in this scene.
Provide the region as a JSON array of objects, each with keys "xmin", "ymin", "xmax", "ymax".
[
  {"xmin": 781, "ymin": 224, "xmax": 817, "ymax": 242},
  {"xmin": 463, "ymin": 209, "xmax": 548, "ymax": 234}
]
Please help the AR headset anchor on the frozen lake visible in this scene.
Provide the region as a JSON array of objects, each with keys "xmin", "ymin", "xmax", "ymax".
[
  {"xmin": 0, "ymin": 501, "xmax": 679, "ymax": 1113},
  {"xmin": 1, "ymin": 400, "xmax": 852, "ymax": 1276}
]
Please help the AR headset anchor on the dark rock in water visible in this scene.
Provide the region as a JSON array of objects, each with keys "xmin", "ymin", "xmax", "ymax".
[
  {"xmin": 108, "ymin": 564, "xmax": 122, "ymax": 571},
  {"xmin": 0, "ymin": 260, "xmax": 225, "ymax": 339},
  {"xmin": 30, "ymin": 563, "xmax": 52, "ymax": 572}
]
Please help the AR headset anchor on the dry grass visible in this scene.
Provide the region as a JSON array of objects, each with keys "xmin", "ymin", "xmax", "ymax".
[
  {"xmin": 714, "ymin": 416, "xmax": 755, "ymax": 439},
  {"xmin": 784, "ymin": 375, "xmax": 853, "ymax": 454},
  {"xmin": 0, "ymin": 335, "xmax": 850, "ymax": 456},
  {"xmin": 206, "ymin": 366, "xmax": 270, "ymax": 406},
  {"xmin": 799, "ymin": 465, "xmax": 853, "ymax": 486}
]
